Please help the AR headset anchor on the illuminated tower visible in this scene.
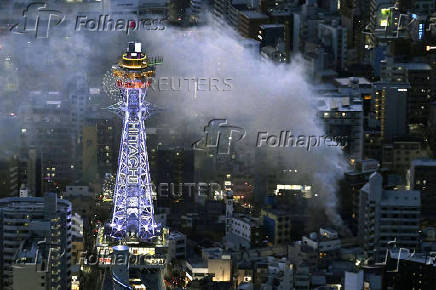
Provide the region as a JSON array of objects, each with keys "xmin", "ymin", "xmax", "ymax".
[{"xmin": 108, "ymin": 42, "xmax": 162, "ymax": 241}]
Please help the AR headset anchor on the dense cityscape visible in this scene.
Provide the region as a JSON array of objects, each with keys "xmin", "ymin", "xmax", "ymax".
[{"xmin": 0, "ymin": 0, "xmax": 435, "ymax": 289}]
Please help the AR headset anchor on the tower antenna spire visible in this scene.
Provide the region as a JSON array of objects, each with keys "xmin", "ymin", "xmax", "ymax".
[{"xmin": 108, "ymin": 41, "xmax": 162, "ymax": 241}]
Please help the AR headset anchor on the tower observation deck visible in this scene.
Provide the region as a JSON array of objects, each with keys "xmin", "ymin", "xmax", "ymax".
[{"xmin": 108, "ymin": 42, "xmax": 163, "ymax": 241}]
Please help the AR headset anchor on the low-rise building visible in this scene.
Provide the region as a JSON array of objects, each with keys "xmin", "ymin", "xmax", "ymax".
[
  {"xmin": 167, "ymin": 231, "xmax": 186, "ymax": 261},
  {"xmin": 261, "ymin": 208, "xmax": 291, "ymax": 245}
]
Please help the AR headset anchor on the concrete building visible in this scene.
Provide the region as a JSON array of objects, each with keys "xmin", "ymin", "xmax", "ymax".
[
  {"xmin": 227, "ymin": 214, "xmax": 264, "ymax": 249},
  {"xmin": 0, "ymin": 157, "xmax": 21, "ymax": 198},
  {"xmin": 261, "ymin": 208, "xmax": 291, "ymax": 245},
  {"xmin": 12, "ymin": 241, "xmax": 52, "ymax": 290},
  {"xmin": 64, "ymin": 185, "xmax": 93, "ymax": 198},
  {"xmin": 71, "ymin": 212, "xmax": 83, "ymax": 239},
  {"xmin": 82, "ymin": 111, "xmax": 121, "ymax": 183},
  {"xmin": 302, "ymin": 228, "xmax": 341, "ymax": 260},
  {"xmin": 402, "ymin": 62, "xmax": 432, "ymax": 131},
  {"xmin": 258, "ymin": 24, "xmax": 285, "ymax": 49},
  {"xmin": 258, "ymin": 257, "xmax": 293, "ymax": 290},
  {"xmin": 358, "ymin": 172, "xmax": 421, "ymax": 262},
  {"xmin": 381, "ymin": 59, "xmax": 433, "ymax": 134},
  {"xmin": 202, "ymin": 247, "xmax": 232, "ymax": 282},
  {"xmin": 344, "ymin": 270, "xmax": 364, "ymax": 290},
  {"xmin": 408, "ymin": 159, "xmax": 436, "ymax": 225},
  {"xmin": 372, "ymin": 82, "xmax": 410, "ymax": 141},
  {"xmin": 0, "ymin": 193, "xmax": 72, "ymax": 290},
  {"xmin": 293, "ymin": 264, "xmax": 310, "ymax": 289},
  {"xmin": 317, "ymin": 96, "xmax": 364, "ymax": 161},
  {"xmin": 186, "ymin": 247, "xmax": 232, "ymax": 283},
  {"xmin": 260, "ymin": 40, "xmax": 287, "ymax": 63},
  {"xmin": 382, "ymin": 137, "xmax": 428, "ymax": 174},
  {"xmin": 344, "ymin": 159, "xmax": 380, "ymax": 232},
  {"xmin": 19, "ymin": 92, "xmax": 74, "ymax": 191},
  {"xmin": 318, "ymin": 20, "xmax": 347, "ymax": 72},
  {"xmin": 257, "ymin": 23, "xmax": 288, "ymax": 63},
  {"xmin": 167, "ymin": 231, "xmax": 186, "ymax": 261},
  {"xmin": 68, "ymin": 76, "xmax": 90, "ymax": 174},
  {"xmin": 239, "ymin": 10, "xmax": 269, "ymax": 39},
  {"xmin": 385, "ymin": 248, "xmax": 436, "ymax": 289}
]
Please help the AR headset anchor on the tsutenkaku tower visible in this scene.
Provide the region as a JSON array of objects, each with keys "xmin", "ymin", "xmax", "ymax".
[{"xmin": 108, "ymin": 42, "xmax": 162, "ymax": 241}]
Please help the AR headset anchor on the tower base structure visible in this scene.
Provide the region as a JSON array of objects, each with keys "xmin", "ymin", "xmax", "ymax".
[{"xmin": 96, "ymin": 227, "xmax": 168, "ymax": 290}]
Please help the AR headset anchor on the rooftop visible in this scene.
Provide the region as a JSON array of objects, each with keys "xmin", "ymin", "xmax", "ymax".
[
  {"xmin": 381, "ymin": 190, "xmax": 420, "ymax": 206},
  {"xmin": 240, "ymin": 10, "xmax": 269, "ymax": 19},
  {"xmin": 399, "ymin": 62, "xmax": 432, "ymax": 71},
  {"xmin": 390, "ymin": 249, "xmax": 436, "ymax": 266},
  {"xmin": 411, "ymin": 158, "xmax": 436, "ymax": 167},
  {"xmin": 335, "ymin": 77, "xmax": 371, "ymax": 87},
  {"xmin": 259, "ymin": 24, "xmax": 285, "ymax": 29},
  {"xmin": 317, "ymin": 97, "xmax": 363, "ymax": 112}
]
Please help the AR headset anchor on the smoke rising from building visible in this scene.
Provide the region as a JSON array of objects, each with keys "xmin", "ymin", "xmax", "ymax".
[{"xmin": 0, "ymin": 7, "xmax": 349, "ymax": 225}]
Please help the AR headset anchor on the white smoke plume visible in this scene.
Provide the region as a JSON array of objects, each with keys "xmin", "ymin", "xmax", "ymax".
[
  {"xmin": 138, "ymin": 20, "xmax": 350, "ymax": 226},
  {"xmin": 0, "ymin": 5, "xmax": 350, "ymax": 226}
]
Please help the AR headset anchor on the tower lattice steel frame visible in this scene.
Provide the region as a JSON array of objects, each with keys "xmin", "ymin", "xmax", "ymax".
[{"xmin": 108, "ymin": 42, "xmax": 162, "ymax": 241}]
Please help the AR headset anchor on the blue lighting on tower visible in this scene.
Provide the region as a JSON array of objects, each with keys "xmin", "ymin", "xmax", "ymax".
[{"xmin": 108, "ymin": 42, "xmax": 162, "ymax": 241}]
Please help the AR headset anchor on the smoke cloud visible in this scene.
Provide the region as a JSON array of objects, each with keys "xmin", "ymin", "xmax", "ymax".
[
  {"xmin": 0, "ymin": 5, "xmax": 349, "ymax": 226},
  {"xmin": 139, "ymin": 19, "xmax": 350, "ymax": 226}
]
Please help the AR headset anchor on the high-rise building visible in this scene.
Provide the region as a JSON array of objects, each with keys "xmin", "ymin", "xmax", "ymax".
[
  {"xmin": 318, "ymin": 20, "xmax": 348, "ymax": 72},
  {"xmin": 168, "ymin": 0, "xmax": 191, "ymax": 25},
  {"xmin": 344, "ymin": 159, "xmax": 380, "ymax": 233},
  {"xmin": 408, "ymin": 159, "xmax": 436, "ymax": 225},
  {"xmin": 381, "ymin": 58, "xmax": 433, "ymax": 135},
  {"xmin": 403, "ymin": 62, "xmax": 433, "ymax": 133},
  {"xmin": 82, "ymin": 111, "xmax": 121, "ymax": 183},
  {"xmin": 358, "ymin": 172, "xmax": 420, "ymax": 262},
  {"xmin": 19, "ymin": 92, "xmax": 73, "ymax": 192},
  {"xmin": 68, "ymin": 75, "xmax": 90, "ymax": 174},
  {"xmin": 151, "ymin": 146, "xmax": 195, "ymax": 200},
  {"xmin": 0, "ymin": 193, "xmax": 72, "ymax": 290},
  {"xmin": 238, "ymin": 10, "xmax": 269, "ymax": 39},
  {"xmin": 373, "ymin": 81, "xmax": 409, "ymax": 141},
  {"xmin": 318, "ymin": 96, "xmax": 363, "ymax": 161},
  {"xmin": 25, "ymin": 148, "xmax": 42, "ymax": 197},
  {"xmin": 367, "ymin": 0, "xmax": 396, "ymax": 50},
  {"xmin": 0, "ymin": 156, "xmax": 22, "ymax": 198},
  {"xmin": 258, "ymin": 24, "xmax": 285, "ymax": 49},
  {"xmin": 382, "ymin": 137, "xmax": 428, "ymax": 174}
]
